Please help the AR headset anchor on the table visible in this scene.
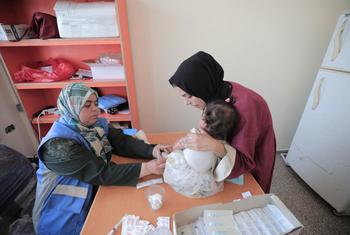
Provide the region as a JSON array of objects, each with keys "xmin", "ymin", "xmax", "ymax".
[{"xmin": 81, "ymin": 132, "xmax": 264, "ymax": 234}]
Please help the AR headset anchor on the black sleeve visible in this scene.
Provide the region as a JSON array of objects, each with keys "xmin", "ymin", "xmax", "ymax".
[
  {"xmin": 40, "ymin": 138, "xmax": 142, "ymax": 186},
  {"xmin": 107, "ymin": 125, "xmax": 154, "ymax": 159}
]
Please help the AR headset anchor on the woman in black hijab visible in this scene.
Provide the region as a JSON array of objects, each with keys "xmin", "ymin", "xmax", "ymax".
[{"xmin": 169, "ymin": 51, "xmax": 276, "ymax": 193}]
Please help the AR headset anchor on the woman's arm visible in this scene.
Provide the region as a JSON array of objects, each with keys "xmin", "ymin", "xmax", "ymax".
[
  {"xmin": 107, "ymin": 125, "xmax": 154, "ymax": 159},
  {"xmin": 213, "ymin": 143, "xmax": 237, "ymax": 181},
  {"xmin": 40, "ymin": 138, "xmax": 163, "ymax": 186}
]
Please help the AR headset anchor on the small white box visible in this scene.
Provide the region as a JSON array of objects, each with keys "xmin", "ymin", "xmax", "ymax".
[
  {"xmin": 85, "ymin": 61, "xmax": 125, "ymax": 80},
  {"xmin": 173, "ymin": 194, "xmax": 303, "ymax": 235},
  {"xmin": 0, "ymin": 24, "xmax": 35, "ymax": 41},
  {"xmin": 54, "ymin": 1, "xmax": 119, "ymax": 38}
]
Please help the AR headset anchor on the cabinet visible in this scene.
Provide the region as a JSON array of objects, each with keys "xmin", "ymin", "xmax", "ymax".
[{"xmin": 0, "ymin": 0, "xmax": 139, "ymax": 139}]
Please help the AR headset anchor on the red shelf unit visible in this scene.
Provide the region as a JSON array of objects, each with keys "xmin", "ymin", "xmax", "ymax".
[
  {"xmin": 0, "ymin": 38, "xmax": 121, "ymax": 47},
  {"xmin": 0, "ymin": 0, "xmax": 139, "ymax": 139},
  {"xmin": 14, "ymin": 79, "xmax": 127, "ymax": 90}
]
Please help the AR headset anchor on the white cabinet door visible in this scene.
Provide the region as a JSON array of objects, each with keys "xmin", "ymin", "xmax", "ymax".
[
  {"xmin": 322, "ymin": 11, "xmax": 350, "ymax": 72},
  {"xmin": 286, "ymin": 69, "xmax": 350, "ymax": 214},
  {"xmin": 0, "ymin": 58, "xmax": 38, "ymax": 156}
]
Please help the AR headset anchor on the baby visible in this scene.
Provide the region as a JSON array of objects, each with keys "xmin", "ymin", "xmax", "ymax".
[{"xmin": 163, "ymin": 99, "xmax": 239, "ymax": 198}]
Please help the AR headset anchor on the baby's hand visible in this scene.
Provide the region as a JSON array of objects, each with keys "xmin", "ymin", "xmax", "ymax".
[
  {"xmin": 173, "ymin": 137, "xmax": 186, "ymax": 150},
  {"xmin": 152, "ymin": 144, "xmax": 172, "ymax": 159},
  {"xmin": 161, "ymin": 151, "xmax": 169, "ymax": 159}
]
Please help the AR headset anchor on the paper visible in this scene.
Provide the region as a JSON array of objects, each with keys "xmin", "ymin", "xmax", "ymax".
[
  {"xmin": 241, "ymin": 191, "xmax": 252, "ymax": 199},
  {"xmin": 134, "ymin": 130, "xmax": 150, "ymax": 144},
  {"xmin": 226, "ymin": 174, "xmax": 244, "ymax": 185},
  {"xmin": 136, "ymin": 178, "xmax": 163, "ymax": 189}
]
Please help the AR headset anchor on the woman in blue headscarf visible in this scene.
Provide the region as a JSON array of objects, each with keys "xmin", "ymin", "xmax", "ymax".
[{"xmin": 33, "ymin": 83, "xmax": 168, "ymax": 235}]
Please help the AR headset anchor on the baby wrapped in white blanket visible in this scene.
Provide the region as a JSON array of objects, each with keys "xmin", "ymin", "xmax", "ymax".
[{"xmin": 163, "ymin": 100, "xmax": 239, "ymax": 198}]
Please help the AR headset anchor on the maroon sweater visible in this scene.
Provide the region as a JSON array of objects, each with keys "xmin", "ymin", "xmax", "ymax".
[{"xmin": 227, "ymin": 82, "xmax": 276, "ymax": 193}]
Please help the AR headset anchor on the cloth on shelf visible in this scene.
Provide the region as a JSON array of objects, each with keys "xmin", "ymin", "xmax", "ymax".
[{"xmin": 98, "ymin": 95, "xmax": 126, "ymax": 109}]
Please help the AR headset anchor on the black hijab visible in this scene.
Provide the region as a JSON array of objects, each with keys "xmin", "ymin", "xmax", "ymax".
[{"xmin": 169, "ymin": 51, "xmax": 232, "ymax": 103}]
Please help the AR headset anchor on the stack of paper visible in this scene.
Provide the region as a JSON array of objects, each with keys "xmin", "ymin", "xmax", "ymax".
[{"xmin": 54, "ymin": 1, "xmax": 118, "ymax": 38}]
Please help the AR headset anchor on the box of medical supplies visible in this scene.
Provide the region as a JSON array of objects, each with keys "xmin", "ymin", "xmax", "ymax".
[
  {"xmin": 173, "ymin": 194, "xmax": 303, "ymax": 235},
  {"xmin": 54, "ymin": 1, "xmax": 119, "ymax": 38},
  {"xmin": 84, "ymin": 60, "xmax": 125, "ymax": 80},
  {"xmin": 0, "ymin": 24, "xmax": 35, "ymax": 41}
]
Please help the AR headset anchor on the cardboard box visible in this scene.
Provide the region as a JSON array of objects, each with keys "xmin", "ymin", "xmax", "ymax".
[
  {"xmin": 173, "ymin": 194, "xmax": 303, "ymax": 235},
  {"xmin": 85, "ymin": 62, "xmax": 125, "ymax": 80},
  {"xmin": 0, "ymin": 24, "xmax": 35, "ymax": 41},
  {"xmin": 54, "ymin": 1, "xmax": 119, "ymax": 38}
]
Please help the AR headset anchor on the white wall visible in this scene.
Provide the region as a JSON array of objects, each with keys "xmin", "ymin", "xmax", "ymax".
[{"xmin": 126, "ymin": 0, "xmax": 350, "ymax": 150}]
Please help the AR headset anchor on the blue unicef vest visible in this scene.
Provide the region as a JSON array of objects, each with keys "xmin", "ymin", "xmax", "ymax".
[{"xmin": 33, "ymin": 118, "xmax": 108, "ymax": 235}]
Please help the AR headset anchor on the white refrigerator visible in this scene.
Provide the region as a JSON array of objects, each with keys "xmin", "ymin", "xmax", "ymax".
[{"xmin": 286, "ymin": 11, "xmax": 350, "ymax": 215}]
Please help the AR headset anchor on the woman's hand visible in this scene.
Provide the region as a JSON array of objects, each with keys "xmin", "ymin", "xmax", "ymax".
[
  {"xmin": 181, "ymin": 129, "xmax": 227, "ymax": 157},
  {"xmin": 152, "ymin": 144, "xmax": 172, "ymax": 159},
  {"xmin": 140, "ymin": 158, "xmax": 166, "ymax": 177}
]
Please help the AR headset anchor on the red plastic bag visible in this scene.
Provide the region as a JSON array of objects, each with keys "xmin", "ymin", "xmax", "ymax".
[{"xmin": 14, "ymin": 58, "xmax": 77, "ymax": 82}]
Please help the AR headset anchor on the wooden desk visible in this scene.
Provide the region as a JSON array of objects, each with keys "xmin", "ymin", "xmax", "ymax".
[{"xmin": 81, "ymin": 132, "xmax": 264, "ymax": 234}]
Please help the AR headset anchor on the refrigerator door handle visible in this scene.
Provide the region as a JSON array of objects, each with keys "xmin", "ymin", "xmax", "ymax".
[
  {"xmin": 312, "ymin": 77, "xmax": 326, "ymax": 110},
  {"xmin": 331, "ymin": 17, "xmax": 349, "ymax": 61}
]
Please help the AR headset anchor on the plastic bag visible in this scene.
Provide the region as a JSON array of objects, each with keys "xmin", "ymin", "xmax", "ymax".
[
  {"xmin": 14, "ymin": 58, "xmax": 77, "ymax": 82},
  {"xmin": 163, "ymin": 150, "xmax": 223, "ymax": 198}
]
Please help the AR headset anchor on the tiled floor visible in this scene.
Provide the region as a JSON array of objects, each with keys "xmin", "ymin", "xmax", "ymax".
[{"xmin": 271, "ymin": 154, "xmax": 350, "ymax": 235}]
